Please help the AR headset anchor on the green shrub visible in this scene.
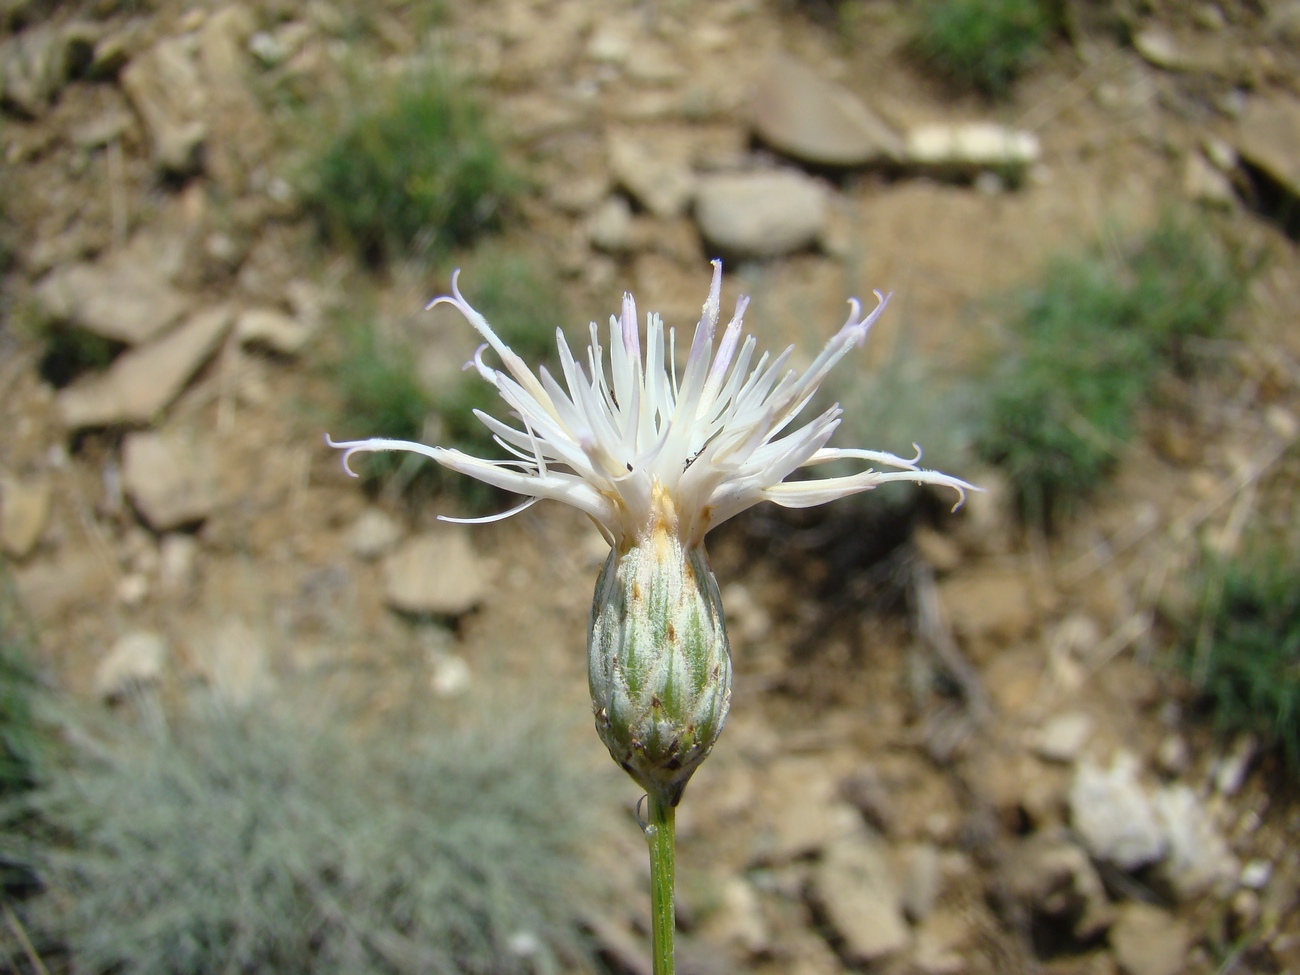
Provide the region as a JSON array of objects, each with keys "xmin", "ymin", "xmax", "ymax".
[
  {"xmin": 913, "ymin": 0, "xmax": 1052, "ymax": 97},
  {"xmin": 975, "ymin": 211, "xmax": 1248, "ymax": 525},
  {"xmin": 3, "ymin": 699, "xmax": 602, "ymax": 975},
  {"xmin": 1186, "ymin": 545, "xmax": 1300, "ymax": 772},
  {"xmin": 0, "ymin": 571, "xmax": 40, "ymax": 800},
  {"xmin": 302, "ymin": 69, "xmax": 520, "ymax": 265}
]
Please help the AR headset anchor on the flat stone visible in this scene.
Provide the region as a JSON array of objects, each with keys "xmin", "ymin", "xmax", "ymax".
[
  {"xmin": 694, "ymin": 170, "xmax": 827, "ymax": 260},
  {"xmin": 607, "ymin": 133, "xmax": 696, "ymax": 219},
  {"xmin": 1110, "ymin": 903, "xmax": 1189, "ymax": 975},
  {"xmin": 34, "ymin": 258, "xmax": 190, "ymax": 345},
  {"xmin": 586, "ymin": 195, "xmax": 635, "ymax": 253},
  {"xmin": 750, "ymin": 52, "xmax": 903, "ymax": 166},
  {"xmin": 120, "ymin": 34, "xmax": 207, "ymax": 174},
  {"xmin": 121, "ymin": 430, "xmax": 217, "ymax": 531},
  {"xmin": 905, "ymin": 123, "xmax": 1040, "ymax": 174},
  {"xmin": 812, "ymin": 831, "xmax": 910, "ymax": 964},
  {"xmin": 1153, "ymin": 784, "xmax": 1239, "ymax": 900},
  {"xmin": 0, "ymin": 476, "xmax": 52, "ymax": 559},
  {"xmin": 94, "ymin": 630, "xmax": 168, "ymax": 701},
  {"xmin": 58, "ymin": 304, "xmax": 234, "ymax": 429},
  {"xmin": 996, "ymin": 830, "xmax": 1113, "ymax": 941},
  {"xmin": 1236, "ymin": 95, "xmax": 1300, "ymax": 200},
  {"xmin": 346, "ymin": 508, "xmax": 403, "ymax": 560},
  {"xmin": 157, "ymin": 532, "xmax": 199, "ymax": 597},
  {"xmin": 756, "ymin": 756, "xmax": 858, "ymax": 862},
  {"xmin": 235, "ymin": 307, "xmax": 313, "ymax": 356},
  {"xmin": 1069, "ymin": 752, "xmax": 1166, "ymax": 870},
  {"xmin": 383, "ymin": 528, "xmax": 488, "ymax": 616},
  {"xmin": 1030, "ymin": 712, "xmax": 1094, "ymax": 763}
]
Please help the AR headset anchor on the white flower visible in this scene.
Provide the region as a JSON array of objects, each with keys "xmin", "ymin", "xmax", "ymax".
[{"xmin": 327, "ymin": 260, "xmax": 975, "ymax": 548}]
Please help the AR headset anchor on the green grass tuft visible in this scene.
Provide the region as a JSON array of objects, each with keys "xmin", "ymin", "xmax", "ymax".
[
  {"xmin": 3, "ymin": 699, "xmax": 602, "ymax": 974},
  {"xmin": 975, "ymin": 210, "xmax": 1249, "ymax": 526},
  {"xmin": 912, "ymin": 0, "xmax": 1052, "ymax": 98},
  {"xmin": 1186, "ymin": 544, "xmax": 1300, "ymax": 773},
  {"xmin": 301, "ymin": 69, "xmax": 520, "ymax": 266}
]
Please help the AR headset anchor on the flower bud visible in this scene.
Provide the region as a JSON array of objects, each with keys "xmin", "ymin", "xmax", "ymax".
[{"xmin": 588, "ymin": 509, "xmax": 732, "ymax": 807}]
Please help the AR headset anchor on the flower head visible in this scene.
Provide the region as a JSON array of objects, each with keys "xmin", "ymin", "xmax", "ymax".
[{"xmin": 328, "ymin": 260, "xmax": 974, "ymax": 549}]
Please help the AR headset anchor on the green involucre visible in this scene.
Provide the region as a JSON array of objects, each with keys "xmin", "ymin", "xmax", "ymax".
[{"xmin": 588, "ymin": 536, "xmax": 732, "ymax": 806}]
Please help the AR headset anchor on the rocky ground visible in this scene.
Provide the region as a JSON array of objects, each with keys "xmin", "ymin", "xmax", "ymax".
[{"xmin": 2, "ymin": 0, "xmax": 1300, "ymax": 973}]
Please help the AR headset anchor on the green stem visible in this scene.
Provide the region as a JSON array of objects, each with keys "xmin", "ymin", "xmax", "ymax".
[{"xmin": 644, "ymin": 792, "xmax": 676, "ymax": 975}]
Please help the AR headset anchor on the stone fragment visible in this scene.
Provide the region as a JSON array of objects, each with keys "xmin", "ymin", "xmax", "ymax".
[
  {"xmin": 750, "ymin": 53, "xmax": 903, "ymax": 166},
  {"xmin": 1153, "ymin": 784, "xmax": 1239, "ymax": 900},
  {"xmin": 702, "ymin": 876, "xmax": 769, "ymax": 956},
  {"xmin": 937, "ymin": 569, "xmax": 1036, "ymax": 645},
  {"xmin": 607, "ymin": 133, "xmax": 696, "ymax": 218},
  {"xmin": 120, "ymin": 34, "xmax": 207, "ymax": 174},
  {"xmin": 1236, "ymin": 95, "xmax": 1300, "ymax": 202},
  {"xmin": 429, "ymin": 650, "xmax": 472, "ymax": 697},
  {"xmin": 1030, "ymin": 712, "xmax": 1094, "ymax": 763},
  {"xmin": 1213, "ymin": 732, "xmax": 1256, "ymax": 795},
  {"xmin": 996, "ymin": 830, "xmax": 1113, "ymax": 941},
  {"xmin": 1184, "ymin": 151, "xmax": 1235, "ymax": 207},
  {"xmin": 812, "ymin": 831, "xmax": 910, "ymax": 964},
  {"xmin": 911, "ymin": 910, "xmax": 971, "ymax": 975},
  {"xmin": 71, "ymin": 108, "xmax": 136, "ymax": 148},
  {"xmin": 586, "ymin": 195, "xmax": 635, "ymax": 253},
  {"xmin": 158, "ymin": 532, "xmax": 199, "ymax": 596},
  {"xmin": 121, "ymin": 430, "xmax": 217, "ymax": 531},
  {"xmin": 694, "ymin": 170, "xmax": 827, "ymax": 260},
  {"xmin": 346, "ymin": 508, "xmax": 403, "ymax": 561},
  {"xmin": 1133, "ymin": 26, "xmax": 1183, "ymax": 70},
  {"xmin": 900, "ymin": 842, "xmax": 943, "ymax": 923},
  {"xmin": 235, "ymin": 307, "xmax": 313, "ymax": 355},
  {"xmin": 34, "ymin": 258, "xmax": 190, "ymax": 345},
  {"xmin": 756, "ymin": 756, "xmax": 858, "ymax": 862},
  {"xmin": 0, "ymin": 476, "xmax": 52, "ymax": 558},
  {"xmin": 58, "ymin": 305, "xmax": 234, "ymax": 429},
  {"xmin": 0, "ymin": 23, "xmax": 92, "ymax": 117},
  {"xmin": 190, "ymin": 618, "xmax": 271, "ymax": 705},
  {"xmin": 383, "ymin": 528, "xmax": 488, "ymax": 616},
  {"xmin": 1069, "ymin": 752, "xmax": 1165, "ymax": 870},
  {"xmin": 904, "ymin": 124, "xmax": 1040, "ymax": 175},
  {"xmin": 1109, "ymin": 903, "xmax": 1189, "ymax": 975},
  {"xmin": 94, "ymin": 630, "xmax": 167, "ymax": 700}
]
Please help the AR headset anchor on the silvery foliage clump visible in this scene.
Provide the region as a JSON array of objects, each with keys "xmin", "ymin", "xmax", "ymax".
[{"xmin": 1, "ymin": 697, "xmax": 601, "ymax": 975}]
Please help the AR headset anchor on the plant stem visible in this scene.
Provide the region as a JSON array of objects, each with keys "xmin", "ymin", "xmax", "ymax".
[{"xmin": 644, "ymin": 792, "xmax": 676, "ymax": 975}]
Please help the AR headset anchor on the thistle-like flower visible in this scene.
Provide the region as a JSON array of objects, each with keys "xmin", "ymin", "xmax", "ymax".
[{"xmin": 329, "ymin": 261, "xmax": 975, "ymax": 803}]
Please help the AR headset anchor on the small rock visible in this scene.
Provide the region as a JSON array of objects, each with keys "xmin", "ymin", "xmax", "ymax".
[
  {"xmin": 0, "ymin": 23, "xmax": 91, "ymax": 117},
  {"xmin": 812, "ymin": 831, "xmax": 911, "ymax": 964},
  {"xmin": 911, "ymin": 910, "xmax": 971, "ymax": 975},
  {"xmin": 120, "ymin": 34, "xmax": 207, "ymax": 174},
  {"xmin": 157, "ymin": 532, "xmax": 199, "ymax": 596},
  {"xmin": 996, "ymin": 830, "xmax": 1113, "ymax": 941},
  {"xmin": 34, "ymin": 258, "xmax": 191, "ymax": 345},
  {"xmin": 900, "ymin": 842, "xmax": 943, "ymax": 923},
  {"xmin": 94, "ymin": 630, "xmax": 167, "ymax": 700},
  {"xmin": 1213, "ymin": 732, "xmax": 1256, "ymax": 795},
  {"xmin": 58, "ymin": 304, "xmax": 234, "ymax": 429},
  {"xmin": 1069, "ymin": 752, "xmax": 1166, "ymax": 870},
  {"xmin": 607, "ymin": 133, "xmax": 695, "ymax": 219},
  {"xmin": 1183, "ymin": 152, "xmax": 1235, "ymax": 207},
  {"xmin": 913, "ymin": 525, "xmax": 963, "ymax": 572},
  {"xmin": 1155, "ymin": 733, "xmax": 1190, "ymax": 776},
  {"xmin": 71, "ymin": 108, "xmax": 136, "ymax": 148},
  {"xmin": 346, "ymin": 508, "xmax": 403, "ymax": 560},
  {"xmin": 750, "ymin": 52, "xmax": 903, "ymax": 166},
  {"xmin": 1109, "ymin": 903, "xmax": 1189, "ymax": 975},
  {"xmin": 1236, "ymin": 95, "xmax": 1300, "ymax": 203},
  {"xmin": 116, "ymin": 572, "xmax": 149, "ymax": 605},
  {"xmin": 0, "ymin": 476, "xmax": 52, "ymax": 559},
  {"xmin": 904, "ymin": 124, "xmax": 1040, "ymax": 176},
  {"xmin": 121, "ymin": 430, "xmax": 218, "ymax": 531},
  {"xmin": 937, "ymin": 569, "xmax": 1037, "ymax": 646},
  {"xmin": 1031, "ymin": 712, "xmax": 1094, "ymax": 763},
  {"xmin": 190, "ymin": 618, "xmax": 271, "ymax": 705},
  {"xmin": 756, "ymin": 756, "xmax": 858, "ymax": 862},
  {"xmin": 1133, "ymin": 26, "xmax": 1184, "ymax": 70},
  {"xmin": 1153, "ymin": 784, "xmax": 1239, "ymax": 900},
  {"xmin": 235, "ymin": 307, "xmax": 313, "ymax": 355},
  {"xmin": 383, "ymin": 528, "xmax": 488, "ymax": 616},
  {"xmin": 702, "ymin": 876, "xmax": 769, "ymax": 956},
  {"xmin": 586, "ymin": 195, "xmax": 635, "ymax": 253},
  {"xmin": 694, "ymin": 170, "xmax": 827, "ymax": 260},
  {"xmin": 429, "ymin": 650, "xmax": 472, "ymax": 697},
  {"xmin": 838, "ymin": 765, "xmax": 896, "ymax": 836},
  {"xmin": 1239, "ymin": 859, "xmax": 1272, "ymax": 890}
]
